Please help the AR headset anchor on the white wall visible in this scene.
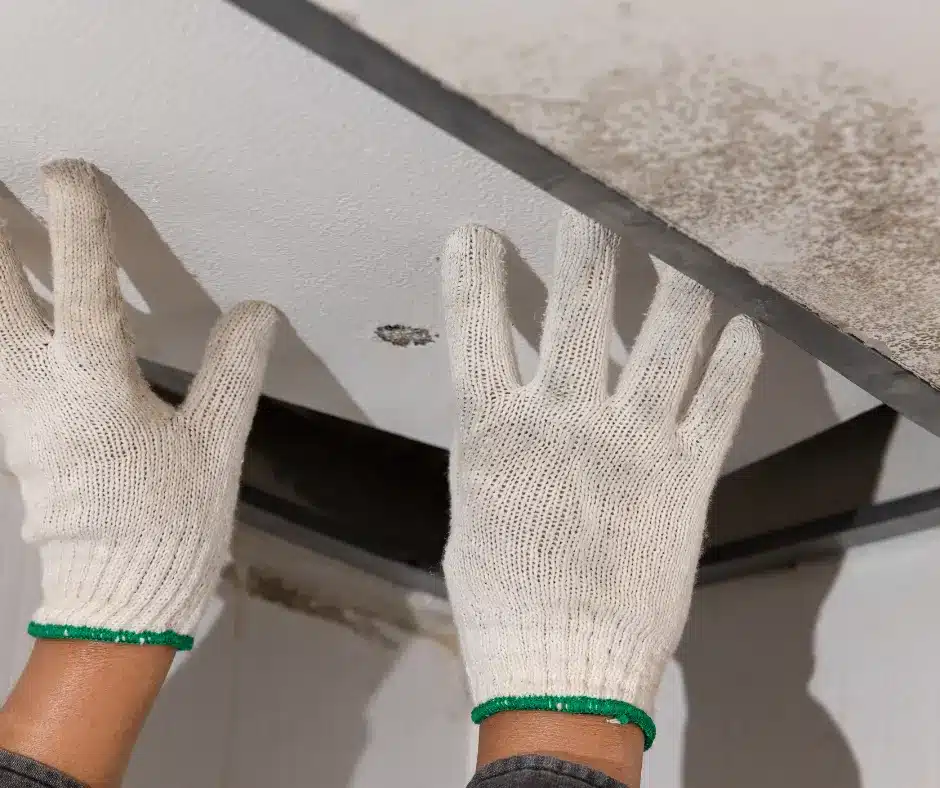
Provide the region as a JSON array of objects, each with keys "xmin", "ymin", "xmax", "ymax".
[
  {"xmin": 3, "ymin": 464, "xmax": 940, "ymax": 786},
  {"xmin": 649, "ymin": 529, "xmax": 940, "ymax": 787}
]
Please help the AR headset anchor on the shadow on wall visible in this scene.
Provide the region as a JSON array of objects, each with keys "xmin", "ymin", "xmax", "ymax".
[
  {"xmin": 677, "ymin": 560, "xmax": 861, "ymax": 788},
  {"xmin": 126, "ymin": 578, "xmax": 411, "ymax": 788},
  {"xmin": 0, "ymin": 173, "xmax": 366, "ymax": 425},
  {"xmin": 674, "ymin": 412, "xmax": 905, "ymax": 787},
  {"xmin": 505, "ymin": 232, "xmax": 840, "ymax": 471}
]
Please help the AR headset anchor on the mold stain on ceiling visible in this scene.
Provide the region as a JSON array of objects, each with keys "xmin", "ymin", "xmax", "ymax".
[{"xmin": 480, "ymin": 57, "xmax": 940, "ymax": 386}]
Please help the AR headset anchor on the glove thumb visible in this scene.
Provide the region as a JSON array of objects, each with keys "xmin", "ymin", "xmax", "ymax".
[{"xmin": 181, "ymin": 300, "xmax": 279, "ymax": 454}]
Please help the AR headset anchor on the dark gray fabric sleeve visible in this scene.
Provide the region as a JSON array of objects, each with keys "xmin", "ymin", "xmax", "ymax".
[
  {"xmin": 468, "ymin": 755, "xmax": 629, "ymax": 788},
  {"xmin": 2, "ymin": 745, "xmax": 630, "ymax": 788},
  {"xmin": 0, "ymin": 750, "xmax": 86, "ymax": 788}
]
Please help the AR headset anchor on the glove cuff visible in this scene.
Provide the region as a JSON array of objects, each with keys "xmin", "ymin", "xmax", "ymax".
[
  {"xmin": 471, "ymin": 695, "xmax": 656, "ymax": 750},
  {"xmin": 27, "ymin": 621, "xmax": 193, "ymax": 650},
  {"xmin": 28, "ymin": 540, "xmax": 221, "ymax": 649},
  {"xmin": 454, "ymin": 612, "xmax": 670, "ymax": 739}
]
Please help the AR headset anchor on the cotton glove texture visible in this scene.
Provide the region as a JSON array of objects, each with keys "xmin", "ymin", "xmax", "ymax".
[
  {"xmin": 0, "ymin": 160, "xmax": 278, "ymax": 649},
  {"xmin": 442, "ymin": 209, "xmax": 762, "ymax": 747}
]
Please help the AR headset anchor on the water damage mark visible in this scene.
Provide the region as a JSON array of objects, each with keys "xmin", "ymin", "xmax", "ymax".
[
  {"xmin": 375, "ymin": 324, "xmax": 437, "ymax": 347},
  {"xmin": 237, "ymin": 565, "xmax": 459, "ymax": 655},
  {"xmin": 243, "ymin": 566, "xmax": 400, "ymax": 648}
]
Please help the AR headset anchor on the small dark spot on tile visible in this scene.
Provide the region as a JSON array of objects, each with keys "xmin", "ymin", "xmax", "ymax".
[{"xmin": 375, "ymin": 324, "xmax": 436, "ymax": 347}]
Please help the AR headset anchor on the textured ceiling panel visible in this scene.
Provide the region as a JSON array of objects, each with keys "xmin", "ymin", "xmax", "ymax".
[{"xmin": 0, "ymin": 0, "xmax": 876, "ymax": 471}]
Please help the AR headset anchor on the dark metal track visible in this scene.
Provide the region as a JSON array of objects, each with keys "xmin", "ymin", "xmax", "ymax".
[{"xmin": 144, "ymin": 359, "xmax": 940, "ymax": 592}]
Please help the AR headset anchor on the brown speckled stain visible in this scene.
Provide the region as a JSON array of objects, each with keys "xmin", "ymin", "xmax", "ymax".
[
  {"xmin": 244, "ymin": 566, "xmax": 399, "ymax": 648},
  {"xmin": 239, "ymin": 566, "xmax": 460, "ymax": 654},
  {"xmin": 477, "ymin": 55, "xmax": 940, "ymax": 385}
]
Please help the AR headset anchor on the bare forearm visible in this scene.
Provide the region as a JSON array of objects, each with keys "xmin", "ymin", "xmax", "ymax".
[{"xmin": 0, "ymin": 641, "xmax": 174, "ymax": 788}]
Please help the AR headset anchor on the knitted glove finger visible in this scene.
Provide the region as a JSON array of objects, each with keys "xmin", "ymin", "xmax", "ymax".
[
  {"xmin": 534, "ymin": 210, "xmax": 618, "ymax": 401},
  {"xmin": 442, "ymin": 224, "xmax": 520, "ymax": 413},
  {"xmin": 43, "ymin": 160, "xmax": 130, "ymax": 355},
  {"xmin": 614, "ymin": 259, "xmax": 714, "ymax": 419},
  {"xmin": 181, "ymin": 300, "xmax": 279, "ymax": 458},
  {"xmin": 680, "ymin": 314, "xmax": 762, "ymax": 458},
  {"xmin": 0, "ymin": 231, "xmax": 50, "ymax": 372}
]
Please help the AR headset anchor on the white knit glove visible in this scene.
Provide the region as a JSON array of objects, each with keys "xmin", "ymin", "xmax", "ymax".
[
  {"xmin": 442, "ymin": 210, "xmax": 762, "ymax": 748},
  {"xmin": 0, "ymin": 161, "xmax": 278, "ymax": 649}
]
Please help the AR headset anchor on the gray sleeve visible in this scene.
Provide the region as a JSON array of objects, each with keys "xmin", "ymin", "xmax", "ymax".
[
  {"xmin": 0, "ymin": 750, "xmax": 86, "ymax": 788},
  {"xmin": 468, "ymin": 755, "xmax": 629, "ymax": 788}
]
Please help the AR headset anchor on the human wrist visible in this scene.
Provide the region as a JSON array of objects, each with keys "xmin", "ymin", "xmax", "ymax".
[
  {"xmin": 0, "ymin": 639, "xmax": 174, "ymax": 788},
  {"xmin": 472, "ymin": 696, "xmax": 655, "ymax": 751},
  {"xmin": 477, "ymin": 711, "xmax": 644, "ymax": 786}
]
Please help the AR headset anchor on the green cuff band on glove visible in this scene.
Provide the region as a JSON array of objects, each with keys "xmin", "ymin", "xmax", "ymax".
[
  {"xmin": 471, "ymin": 695, "xmax": 657, "ymax": 750},
  {"xmin": 28, "ymin": 622, "xmax": 194, "ymax": 650}
]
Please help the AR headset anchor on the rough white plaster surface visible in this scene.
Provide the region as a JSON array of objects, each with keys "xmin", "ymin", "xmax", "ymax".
[
  {"xmin": 319, "ymin": 0, "xmax": 940, "ymax": 392},
  {"xmin": 0, "ymin": 0, "xmax": 876, "ymax": 469}
]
